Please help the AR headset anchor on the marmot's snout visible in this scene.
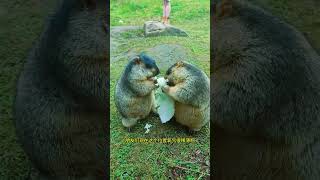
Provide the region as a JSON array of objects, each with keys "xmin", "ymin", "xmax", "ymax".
[
  {"xmin": 164, "ymin": 69, "xmax": 175, "ymax": 86},
  {"xmin": 166, "ymin": 77, "xmax": 175, "ymax": 86},
  {"xmin": 151, "ymin": 67, "xmax": 160, "ymax": 76}
]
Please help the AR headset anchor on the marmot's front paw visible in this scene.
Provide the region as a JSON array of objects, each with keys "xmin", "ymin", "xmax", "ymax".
[{"xmin": 162, "ymin": 85, "xmax": 170, "ymax": 93}]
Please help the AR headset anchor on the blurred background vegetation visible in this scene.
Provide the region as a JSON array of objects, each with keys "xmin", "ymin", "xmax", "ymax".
[
  {"xmin": 0, "ymin": 0, "xmax": 56, "ymax": 178},
  {"xmin": 110, "ymin": 0, "xmax": 210, "ymax": 179},
  {"xmin": 0, "ymin": 0, "xmax": 319, "ymax": 179}
]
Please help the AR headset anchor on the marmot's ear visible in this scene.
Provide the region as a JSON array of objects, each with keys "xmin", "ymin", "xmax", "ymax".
[
  {"xmin": 176, "ymin": 61, "xmax": 185, "ymax": 67},
  {"xmin": 133, "ymin": 56, "xmax": 142, "ymax": 64}
]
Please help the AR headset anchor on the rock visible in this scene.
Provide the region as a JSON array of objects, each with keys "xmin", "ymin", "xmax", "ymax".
[
  {"xmin": 110, "ymin": 26, "xmax": 191, "ymax": 71},
  {"xmin": 144, "ymin": 21, "xmax": 188, "ymax": 37},
  {"xmin": 144, "ymin": 44, "xmax": 190, "ymax": 71},
  {"xmin": 112, "ymin": 44, "xmax": 190, "ymax": 71}
]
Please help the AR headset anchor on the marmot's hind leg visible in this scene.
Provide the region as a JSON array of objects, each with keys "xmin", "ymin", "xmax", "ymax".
[{"xmin": 122, "ymin": 117, "xmax": 139, "ymax": 132}]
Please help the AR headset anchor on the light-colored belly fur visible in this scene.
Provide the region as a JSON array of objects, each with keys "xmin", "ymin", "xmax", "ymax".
[{"xmin": 175, "ymin": 102, "xmax": 209, "ymax": 131}]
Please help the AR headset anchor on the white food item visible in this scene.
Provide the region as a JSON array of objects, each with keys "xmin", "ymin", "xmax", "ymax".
[
  {"xmin": 155, "ymin": 88, "xmax": 175, "ymax": 123},
  {"xmin": 156, "ymin": 77, "xmax": 168, "ymax": 87},
  {"xmin": 144, "ymin": 123, "xmax": 153, "ymax": 134}
]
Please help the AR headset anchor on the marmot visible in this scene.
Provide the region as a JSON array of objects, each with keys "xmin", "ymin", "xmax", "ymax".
[
  {"xmin": 14, "ymin": 0, "xmax": 108, "ymax": 179},
  {"xmin": 115, "ymin": 53, "xmax": 160, "ymax": 130},
  {"xmin": 162, "ymin": 61, "xmax": 210, "ymax": 131},
  {"xmin": 212, "ymin": 0, "xmax": 320, "ymax": 179}
]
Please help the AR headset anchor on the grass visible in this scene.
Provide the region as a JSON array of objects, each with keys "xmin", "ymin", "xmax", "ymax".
[
  {"xmin": 0, "ymin": 0, "xmax": 319, "ymax": 179},
  {"xmin": 0, "ymin": 0, "xmax": 56, "ymax": 178},
  {"xmin": 110, "ymin": 0, "xmax": 210, "ymax": 179},
  {"xmin": 110, "ymin": 0, "xmax": 209, "ymax": 26}
]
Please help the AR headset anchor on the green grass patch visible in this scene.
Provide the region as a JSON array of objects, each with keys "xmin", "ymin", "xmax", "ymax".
[
  {"xmin": 0, "ymin": 0, "xmax": 56, "ymax": 178},
  {"xmin": 1, "ymin": 0, "xmax": 320, "ymax": 179},
  {"xmin": 110, "ymin": 0, "xmax": 210, "ymax": 26},
  {"xmin": 110, "ymin": 0, "xmax": 210, "ymax": 179}
]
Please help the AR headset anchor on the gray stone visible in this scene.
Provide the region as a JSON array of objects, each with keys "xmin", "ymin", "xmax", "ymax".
[
  {"xmin": 110, "ymin": 25, "xmax": 191, "ymax": 72},
  {"xmin": 144, "ymin": 21, "xmax": 188, "ymax": 37},
  {"xmin": 144, "ymin": 44, "xmax": 190, "ymax": 71}
]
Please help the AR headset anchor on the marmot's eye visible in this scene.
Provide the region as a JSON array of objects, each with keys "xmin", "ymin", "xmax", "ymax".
[
  {"xmin": 166, "ymin": 67, "xmax": 173, "ymax": 75},
  {"xmin": 145, "ymin": 64, "xmax": 152, "ymax": 69}
]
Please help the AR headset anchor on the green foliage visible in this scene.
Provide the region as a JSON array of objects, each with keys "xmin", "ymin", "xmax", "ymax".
[
  {"xmin": 110, "ymin": 0, "xmax": 210, "ymax": 26},
  {"xmin": 1, "ymin": 0, "xmax": 320, "ymax": 179},
  {"xmin": 110, "ymin": 0, "xmax": 210, "ymax": 179},
  {"xmin": 0, "ymin": 0, "xmax": 56, "ymax": 178}
]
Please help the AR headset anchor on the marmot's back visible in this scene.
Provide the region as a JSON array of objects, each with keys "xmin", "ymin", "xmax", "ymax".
[
  {"xmin": 164, "ymin": 61, "xmax": 210, "ymax": 131},
  {"xmin": 14, "ymin": 0, "xmax": 108, "ymax": 179},
  {"xmin": 212, "ymin": 0, "xmax": 320, "ymax": 179},
  {"xmin": 212, "ymin": 0, "xmax": 320, "ymax": 143},
  {"xmin": 115, "ymin": 53, "xmax": 159, "ymax": 128}
]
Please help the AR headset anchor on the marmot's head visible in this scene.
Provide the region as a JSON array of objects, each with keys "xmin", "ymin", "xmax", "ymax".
[
  {"xmin": 165, "ymin": 61, "xmax": 201, "ymax": 86},
  {"xmin": 125, "ymin": 53, "xmax": 160, "ymax": 81}
]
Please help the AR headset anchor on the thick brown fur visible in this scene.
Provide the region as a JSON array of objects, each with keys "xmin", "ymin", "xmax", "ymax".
[
  {"xmin": 14, "ymin": 0, "xmax": 108, "ymax": 179},
  {"xmin": 163, "ymin": 61, "xmax": 210, "ymax": 131},
  {"xmin": 212, "ymin": 0, "xmax": 320, "ymax": 179},
  {"xmin": 115, "ymin": 53, "xmax": 160, "ymax": 129}
]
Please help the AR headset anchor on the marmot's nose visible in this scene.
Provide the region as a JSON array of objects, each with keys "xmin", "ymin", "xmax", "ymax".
[{"xmin": 152, "ymin": 67, "xmax": 160, "ymax": 76}]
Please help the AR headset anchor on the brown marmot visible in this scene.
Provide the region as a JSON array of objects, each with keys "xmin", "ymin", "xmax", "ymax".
[
  {"xmin": 162, "ymin": 61, "xmax": 210, "ymax": 131},
  {"xmin": 115, "ymin": 53, "xmax": 160, "ymax": 130}
]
